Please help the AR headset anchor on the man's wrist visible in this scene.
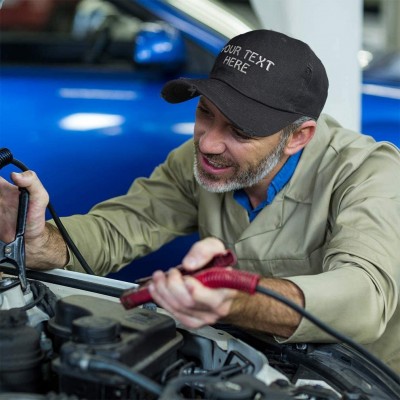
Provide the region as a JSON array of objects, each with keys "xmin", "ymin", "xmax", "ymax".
[{"xmin": 26, "ymin": 222, "xmax": 68, "ymax": 269}]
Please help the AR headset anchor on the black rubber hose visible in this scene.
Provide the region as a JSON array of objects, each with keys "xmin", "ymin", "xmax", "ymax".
[
  {"xmin": 255, "ymin": 285, "xmax": 400, "ymax": 386},
  {"xmin": 67, "ymin": 352, "xmax": 163, "ymax": 396}
]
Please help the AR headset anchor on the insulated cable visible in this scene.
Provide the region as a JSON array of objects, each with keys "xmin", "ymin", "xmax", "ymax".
[{"xmin": 121, "ymin": 266, "xmax": 400, "ymax": 385}]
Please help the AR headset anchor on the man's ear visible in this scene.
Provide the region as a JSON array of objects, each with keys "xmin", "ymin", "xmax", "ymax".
[{"xmin": 284, "ymin": 120, "xmax": 317, "ymax": 156}]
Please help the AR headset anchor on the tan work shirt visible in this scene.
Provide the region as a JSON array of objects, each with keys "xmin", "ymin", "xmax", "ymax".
[{"xmin": 60, "ymin": 114, "xmax": 400, "ymax": 372}]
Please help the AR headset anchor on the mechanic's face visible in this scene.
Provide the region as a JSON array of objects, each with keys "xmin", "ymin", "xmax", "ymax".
[{"xmin": 193, "ymin": 97, "xmax": 288, "ymax": 193}]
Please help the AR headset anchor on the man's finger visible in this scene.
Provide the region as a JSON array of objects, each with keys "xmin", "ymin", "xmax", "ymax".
[
  {"xmin": 11, "ymin": 170, "xmax": 49, "ymax": 210},
  {"xmin": 150, "ymin": 269, "xmax": 195, "ymax": 310},
  {"xmin": 182, "ymin": 237, "xmax": 226, "ymax": 271}
]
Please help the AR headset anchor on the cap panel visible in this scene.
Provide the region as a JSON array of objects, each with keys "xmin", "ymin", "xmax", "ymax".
[
  {"xmin": 162, "ymin": 78, "xmax": 302, "ymax": 136},
  {"xmin": 162, "ymin": 29, "xmax": 329, "ymax": 136}
]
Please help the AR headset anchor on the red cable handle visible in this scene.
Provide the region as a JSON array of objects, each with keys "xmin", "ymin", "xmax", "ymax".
[
  {"xmin": 195, "ymin": 267, "xmax": 260, "ymax": 293},
  {"xmin": 120, "ymin": 265, "xmax": 261, "ymax": 310}
]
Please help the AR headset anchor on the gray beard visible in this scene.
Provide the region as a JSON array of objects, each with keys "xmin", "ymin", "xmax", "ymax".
[{"xmin": 193, "ymin": 137, "xmax": 287, "ymax": 193}]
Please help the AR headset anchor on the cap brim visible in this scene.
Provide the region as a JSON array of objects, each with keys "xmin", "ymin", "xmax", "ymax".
[{"xmin": 162, "ymin": 78, "xmax": 302, "ymax": 137}]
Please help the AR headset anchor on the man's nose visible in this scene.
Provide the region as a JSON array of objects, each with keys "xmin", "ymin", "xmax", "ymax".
[{"xmin": 199, "ymin": 126, "xmax": 227, "ymax": 154}]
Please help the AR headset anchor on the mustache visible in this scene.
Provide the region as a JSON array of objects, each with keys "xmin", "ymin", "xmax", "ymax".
[{"xmin": 194, "ymin": 141, "xmax": 236, "ymax": 168}]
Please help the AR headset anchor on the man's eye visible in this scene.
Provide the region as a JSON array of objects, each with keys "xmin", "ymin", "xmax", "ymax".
[
  {"xmin": 231, "ymin": 127, "xmax": 249, "ymax": 140},
  {"xmin": 197, "ymin": 106, "xmax": 211, "ymax": 115}
]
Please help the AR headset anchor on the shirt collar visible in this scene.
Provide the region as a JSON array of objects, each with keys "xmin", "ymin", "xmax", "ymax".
[{"xmin": 234, "ymin": 150, "xmax": 303, "ymax": 221}]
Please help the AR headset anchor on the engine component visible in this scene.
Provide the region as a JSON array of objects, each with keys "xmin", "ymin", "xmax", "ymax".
[
  {"xmin": 0, "ymin": 308, "xmax": 45, "ymax": 393},
  {"xmin": 49, "ymin": 295, "xmax": 182, "ymax": 399}
]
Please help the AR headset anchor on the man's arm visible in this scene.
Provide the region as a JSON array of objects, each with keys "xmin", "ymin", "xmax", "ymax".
[
  {"xmin": 224, "ymin": 278, "xmax": 304, "ymax": 338},
  {"xmin": 1, "ymin": 140, "xmax": 199, "ymax": 275}
]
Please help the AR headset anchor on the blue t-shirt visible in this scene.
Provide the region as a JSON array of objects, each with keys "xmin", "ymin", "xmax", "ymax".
[{"xmin": 234, "ymin": 151, "xmax": 302, "ymax": 222}]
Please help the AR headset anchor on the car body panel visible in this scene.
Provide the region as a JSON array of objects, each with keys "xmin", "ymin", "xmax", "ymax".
[{"xmin": 361, "ymin": 81, "xmax": 400, "ymax": 143}]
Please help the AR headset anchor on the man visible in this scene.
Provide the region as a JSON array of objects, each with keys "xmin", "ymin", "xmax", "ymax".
[{"xmin": 1, "ymin": 30, "xmax": 399, "ymax": 372}]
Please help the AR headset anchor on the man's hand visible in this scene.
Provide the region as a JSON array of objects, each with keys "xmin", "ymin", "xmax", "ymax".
[
  {"xmin": 148, "ymin": 237, "xmax": 304, "ymax": 337},
  {"xmin": 0, "ymin": 171, "xmax": 48, "ymax": 244},
  {"xmin": 0, "ymin": 171, "xmax": 67, "ymax": 269},
  {"xmin": 148, "ymin": 237, "xmax": 238, "ymax": 329}
]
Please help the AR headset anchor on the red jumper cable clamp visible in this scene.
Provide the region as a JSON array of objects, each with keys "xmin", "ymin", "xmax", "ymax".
[{"xmin": 120, "ymin": 249, "xmax": 261, "ymax": 309}]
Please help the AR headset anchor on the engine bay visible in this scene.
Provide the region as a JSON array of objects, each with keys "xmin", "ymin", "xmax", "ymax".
[{"xmin": 1, "ymin": 269, "xmax": 399, "ymax": 400}]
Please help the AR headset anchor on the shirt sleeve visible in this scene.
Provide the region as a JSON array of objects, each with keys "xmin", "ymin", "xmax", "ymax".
[
  {"xmin": 281, "ymin": 144, "xmax": 400, "ymax": 344},
  {"xmin": 51, "ymin": 140, "xmax": 199, "ymax": 276}
]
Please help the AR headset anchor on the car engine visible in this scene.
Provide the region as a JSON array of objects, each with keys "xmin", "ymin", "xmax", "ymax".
[{"xmin": 0, "ymin": 270, "xmax": 399, "ymax": 400}]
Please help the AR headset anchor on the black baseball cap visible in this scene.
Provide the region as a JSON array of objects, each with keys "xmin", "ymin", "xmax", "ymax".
[{"xmin": 162, "ymin": 29, "xmax": 329, "ymax": 137}]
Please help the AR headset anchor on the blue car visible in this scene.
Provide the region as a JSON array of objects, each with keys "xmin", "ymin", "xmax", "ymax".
[
  {"xmin": 1, "ymin": 0, "xmax": 399, "ymax": 282},
  {"xmin": 362, "ymin": 51, "xmax": 400, "ymax": 143}
]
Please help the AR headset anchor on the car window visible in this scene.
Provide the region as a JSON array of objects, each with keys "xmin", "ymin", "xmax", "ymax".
[
  {"xmin": 0, "ymin": 0, "xmax": 216, "ymax": 74},
  {"xmin": 0, "ymin": 0, "xmax": 135, "ymax": 66}
]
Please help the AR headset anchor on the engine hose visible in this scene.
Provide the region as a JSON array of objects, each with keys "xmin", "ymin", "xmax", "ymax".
[{"xmin": 67, "ymin": 352, "xmax": 163, "ymax": 396}]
